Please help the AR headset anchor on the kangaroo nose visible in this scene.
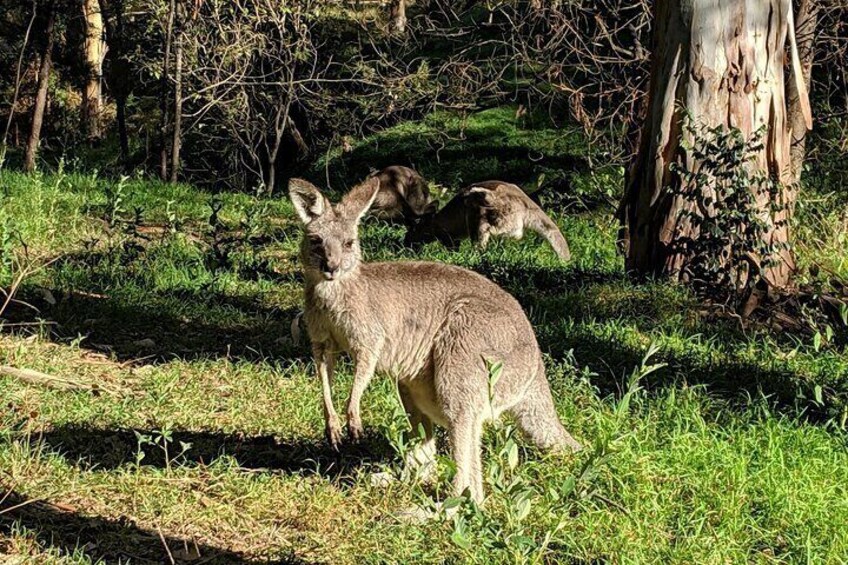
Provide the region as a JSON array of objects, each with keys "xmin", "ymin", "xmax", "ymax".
[{"xmin": 322, "ymin": 259, "xmax": 341, "ymax": 280}]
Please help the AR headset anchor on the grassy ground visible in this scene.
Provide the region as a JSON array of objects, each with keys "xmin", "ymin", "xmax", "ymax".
[{"xmin": 1, "ymin": 109, "xmax": 848, "ymax": 564}]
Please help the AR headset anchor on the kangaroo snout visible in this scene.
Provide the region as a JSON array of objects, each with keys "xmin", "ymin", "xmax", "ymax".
[{"xmin": 320, "ymin": 258, "xmax": 341, "ymax": 280}]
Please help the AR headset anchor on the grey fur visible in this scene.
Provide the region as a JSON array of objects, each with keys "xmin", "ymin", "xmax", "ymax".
[
  {"xmin": 368, "ymin": 166, "xmax": 436, "ymax": 222},
  {"xmin": 289, "ymin": 177, "xmax": 581, "ymax": 503},
  {"xmin": 406, "ymin": 180, "xmax": 572, "ymax": 261}
]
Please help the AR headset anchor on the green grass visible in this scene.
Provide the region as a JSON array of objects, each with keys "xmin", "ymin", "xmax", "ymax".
[
  {"xmin": 309, "ymin": 106, "xmax": 595, "ymax": 196},
  {"xmin": 1, "ymin": 109, "xmax": 848, "ymax": 563}
]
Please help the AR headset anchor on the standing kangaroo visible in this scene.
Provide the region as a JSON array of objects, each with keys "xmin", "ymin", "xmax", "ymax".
[
  {"xmin": 405, "ymin": 181, "xmax": 572, "ymax": 261},
  {"xmin": 289, "ymin": 177, "xmax": 581, "ymax": 504}
]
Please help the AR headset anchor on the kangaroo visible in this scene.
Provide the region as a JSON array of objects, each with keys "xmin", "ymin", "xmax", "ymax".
[
  {"xmin": 289, "ymin": 176, "xmax": 581, "ymax": 504},
  {"xmin": 368, "ymin": 166, "xmax": 436, "ymax": 223},
  {"xmin": 405, "ymin": 181, "xmax": 572, "ymax": 261}
]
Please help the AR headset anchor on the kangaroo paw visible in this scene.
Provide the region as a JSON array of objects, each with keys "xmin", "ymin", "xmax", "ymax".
[
  {"xmin": 326, "ymin": 422, "xmax": 343, "ymax": 451},
  {"xmin": 348, "ymin": 421, "xmax": 364, "ymax": 442}
]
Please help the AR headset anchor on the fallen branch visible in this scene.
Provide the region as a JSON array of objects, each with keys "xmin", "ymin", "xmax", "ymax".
[{"xmin": 0, "ymin": 365, "xmax": 124, "ymax": 395}]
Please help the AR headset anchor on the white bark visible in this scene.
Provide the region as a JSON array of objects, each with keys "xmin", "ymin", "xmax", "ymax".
[
  {"xmin": 621, "ymin": 0, "xmax": 812, "ymax": 288},
  {"xmin": 82, "ymin": 0, "xmax": 106, "ymax": 139}
]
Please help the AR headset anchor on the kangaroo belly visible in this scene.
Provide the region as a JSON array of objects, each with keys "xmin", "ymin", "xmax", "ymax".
[
  {"xmin": 401, "ymin": 370, "xmax": 448, "ymax": 427},
  {"xmin": 377, "ymin": 334, "xmax": 448, "ymax": 425},
  {"xmin": 377, "ymin": 332, "xmax": 432, "ymax": 381}
]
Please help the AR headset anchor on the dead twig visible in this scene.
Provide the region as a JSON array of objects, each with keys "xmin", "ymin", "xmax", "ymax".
[
  {"xmin": 157, "ymin": 523, "xmax": 177, "ymax": 565},
  {"xmin": 0, "ymin": 365, "xmax": 124, "ymax": 396}
]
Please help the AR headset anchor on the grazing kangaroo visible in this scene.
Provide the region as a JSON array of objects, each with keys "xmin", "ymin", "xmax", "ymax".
[
  {"xmin": 368, "ymin": 166, "xmax": 436, "ymax": 223},
  {"xmin": 289, "ymin": 177, "xmax": 581, "ymax": 504},
  {"xmin": 405, "ymin": 181, "xmax": 572, "ymax": 261}
]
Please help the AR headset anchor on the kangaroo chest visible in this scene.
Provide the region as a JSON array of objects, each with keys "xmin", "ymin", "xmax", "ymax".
[
  {"xmin": 305, "ymin": 282, "xmax": 367, "ymax": 351},
  {"xmin": 305, "ymin": 279, "xmax": 433, "ymax": 381}
]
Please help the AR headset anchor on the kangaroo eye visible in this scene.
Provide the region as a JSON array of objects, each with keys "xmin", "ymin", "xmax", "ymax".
[
  {"xmin": 344, "ymin": 240, "xmax": 355, "ymax": 249},
  {"xmin": 308, "ymin": 236, "xmax": 323, "ymax": 247}
]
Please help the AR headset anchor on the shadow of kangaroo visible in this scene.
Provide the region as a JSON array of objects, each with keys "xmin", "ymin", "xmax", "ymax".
[
  {"xmin": 289, "ymin": 176, "xmax": 582, "ymax": 504},
  {"xmin": 405, "ymin": 181, "xmax": 572, "ymax": 261}
]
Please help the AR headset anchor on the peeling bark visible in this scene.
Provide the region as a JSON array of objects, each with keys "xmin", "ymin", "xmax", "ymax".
[
  {"xmin": 787, "ymin": 0, "xmax": 818, "ymax": 183},
  {"xmin": 620, "ymin": 0, "xmax": 812, "ymax": 290}
]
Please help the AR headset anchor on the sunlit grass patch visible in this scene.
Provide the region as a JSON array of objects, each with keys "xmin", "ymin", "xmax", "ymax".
[{"xmin": 1, "ymin": 111, "xmax": 848, "ymax": 562}]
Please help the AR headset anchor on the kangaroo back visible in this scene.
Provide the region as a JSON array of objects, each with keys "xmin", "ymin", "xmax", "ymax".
[{"xmin": 406, "ymin": 181, "xmax": 572, "ymax": 262}]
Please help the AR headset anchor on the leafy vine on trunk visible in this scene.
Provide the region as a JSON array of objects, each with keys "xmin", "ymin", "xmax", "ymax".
[{"xmin": 670, "ymin": 119, "xmax": 788, "ymax": 305}]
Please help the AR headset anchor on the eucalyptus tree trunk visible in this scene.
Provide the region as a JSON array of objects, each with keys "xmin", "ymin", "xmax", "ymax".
[
  {"xmin": 620, "ymin": 0, "xmax": 812, "ymax": 290},
  {"xmin": 24, "ymin": 2, "xmax": 56, "ymax": 172},
  {"xmin": 82, "ymin": 0, "xmax": 105, "ymax": 140},
  {"xmin": 169, "ymin": 29, "xmax": 182, "ymax": 183}
]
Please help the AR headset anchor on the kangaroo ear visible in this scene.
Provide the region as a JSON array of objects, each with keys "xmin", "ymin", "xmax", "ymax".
[
  {"xmin": 289, "ymin": 179, "xmax": 330, "ymax": 224},
  {"xmin": 340, "ymin": 177, "xmax": 381, "ymax": 222}
]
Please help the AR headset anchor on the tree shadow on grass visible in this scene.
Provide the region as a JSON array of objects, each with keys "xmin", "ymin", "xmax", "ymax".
[
  {"xmin": 35, "ymin": 425, "xmax": 394, "ymax": 481},
  {"xmin": 545, "ymin": 326, "xmax": 776, "ymax": 395},
  {"xmin": 2, "ymin": 288, "xmax": 309, "ymax": 365},
  {"xmin": 322, "ymin": 142, "xmax": 590, "ymax": 191},
  {"xmin": 3, "ymin": 235, "xmax": 843, "ymax": 421},
  {"xmin": 454, "ymin": 262, "xmax": 847, "ymax": 421},
  {"xmin": 311, "ymin": 108, "xmax": 590, "ymax": 193},
  {"xmin": 0, "ymin": 490, "xmax": 312, "ymax": 564},
  {"xmin": 534, "ymin": 310, "xmax": 847, "ymax": 423}
]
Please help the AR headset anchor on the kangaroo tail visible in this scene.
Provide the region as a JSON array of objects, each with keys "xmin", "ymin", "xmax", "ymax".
[
  {"xmin": 527, "ymin": 207, "xmax": 572, "ymax": 261},
  {"xmin": 510, "ymin": 359, "xmax": 582, "ymax": 452}
]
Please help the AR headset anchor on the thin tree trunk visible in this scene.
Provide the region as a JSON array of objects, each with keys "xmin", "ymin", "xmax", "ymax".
[
  {"xmin": 389, "ymin": 0, "xmax": 406, "ymax": 33},
  {"xmin": 159, "ymin": 0, "xmax": 176, "ymax": 180},
  {"xmin": 787, "ymin": 0, "xmax": 818, "ymax": 183},
  {"xmin": 24, "ymin": 2, "xmax": 56, "ymax": 173},
  {"xmin": 169, "ymin": 28, "xmax": 182, "ymax": 184},
  {"xmin": 266, "ymin": 111, "xmax": 283, "ymax": 195},
  {"xmin": 289, "ymin": 116, "xmax": 309, "ymax": 159},
  {"xmin": 2, "ymin": 0, "xmax": 37, "ymax": 160},
  {"xmin": 620, "ymin": 0, "xmax": 811, "ymax": 290},
  {"xmin": 98, "ymin": 0, "xmax": 129, "ymax": 162},
  {"xmin": 266, "ymin": 157, "xmax": 276, "ymax": 195},
  {"xmin": 82, "ymin": 0, "xmax": 105, "ymax": 140}
]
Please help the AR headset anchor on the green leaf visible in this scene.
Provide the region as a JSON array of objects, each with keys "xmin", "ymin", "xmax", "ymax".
[
  {"xmin": 560, "ymin": 476, "xmax": 576, "ymax": 498},
  {"xmin": 513, "ymin": 490, "xmax": 534, "ymax": 521},
  {"xmin": 507, "ymin": 440, "xmax": 519, "ymax": 471},
  {"xmin": 451, "ymin": 530, "xmax": 471, "ymax": 550},
  {"xmin": 442, "ymin": 496, "xmax": 465, "ymax": 510}
]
